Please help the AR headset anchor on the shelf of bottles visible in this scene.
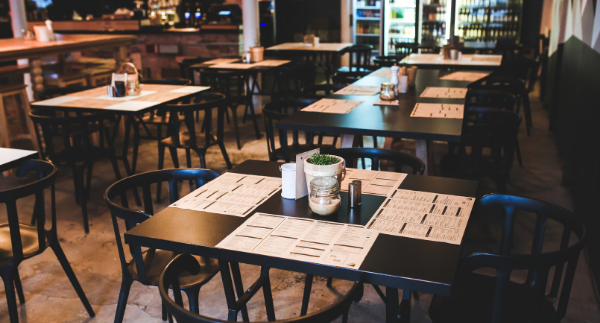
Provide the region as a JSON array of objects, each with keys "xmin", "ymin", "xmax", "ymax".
[
  {"xmin": 421, "ymin": 0, "xmax": 449, "ymax": 44},
  {"xmin": 383, "ymin": 0, "xmax": 417, "ymax": 55},
  {"xmin": 353, "ymin": 0, "xmax": 382, "ymax": 52},
  {"xmin": 455, "ymin": 0, "xmax": 522, "ymax": 46}
]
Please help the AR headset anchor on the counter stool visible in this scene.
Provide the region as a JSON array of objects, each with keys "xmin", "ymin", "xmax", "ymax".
[
  {"xmin": 0, "ymin": 84, "xmax": 38, "ymax": 150},
  {"xmin": 43, "ymin": 72, "xmax": 88, "ymax": 88}
]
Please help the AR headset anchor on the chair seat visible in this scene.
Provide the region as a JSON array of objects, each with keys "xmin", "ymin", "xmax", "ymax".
[
  {"xmin": 0, "ymin": 223, "xmax": 49, "ymax": 266},
  {"xmin": 160, "ymin": 131, "xmax": 216, "ymax": 149},
  {"xmin": 336, "ymin": 66, "xmax": 372, "ymax": 74},
  {"xmin": 429, "ymin": 271, "xmax": 559, "ymax": 323},
  {"xmin": 127, "ymin": 249, "xmax": 219, "ymax": 288},
  {"xmin": 272, "ymin": 144, "xmax": 336, "ymax": 162}
]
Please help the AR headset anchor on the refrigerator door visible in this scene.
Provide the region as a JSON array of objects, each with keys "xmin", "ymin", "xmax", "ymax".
[
  {"xmin": 382, "ymin": 0, "xmax": 417, "ymax": 56},
  {"xmin": 353, "ymin": 0, "xmax": 382, "ymax": 54},
  {"xmin": 420, "ymin": 0, "xmax": 450, "ymax": 47},
  {"xmin": 455, "ymin": 0, "xmax": 522, "ymax": 48}
]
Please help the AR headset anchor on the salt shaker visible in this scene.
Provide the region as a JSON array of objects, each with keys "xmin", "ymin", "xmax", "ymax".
[
  {"xmin": 390, "ymin": 65, "xmax": 399, "ymax": 89},
  {"xmin": 348, "ymin": 180, "xmax": 362, "ymax": 208}
]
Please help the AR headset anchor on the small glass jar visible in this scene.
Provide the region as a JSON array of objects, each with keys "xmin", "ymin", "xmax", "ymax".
[{"xmin": 309, "ymin": 176, "xmax": 341, "ymax": 216}]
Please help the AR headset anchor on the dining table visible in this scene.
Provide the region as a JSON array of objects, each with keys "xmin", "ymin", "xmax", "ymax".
[
  {"xmin": 400, "ymin": 53, "xmax": 503, "ymax": 70},
  {"xmin": 31, "ymin": 84, "xmax": 210, "ymax": 176},
  {"xmin": 124, "ymin": 159, "xmax": 479, "ymax": 323},
  {"xmin": 275, "ymin": 67, "xmax": 491, "ymax": 175},
  {"xmin": 0, "ymin": 147, "xmax": 38, "ymax": 172}
]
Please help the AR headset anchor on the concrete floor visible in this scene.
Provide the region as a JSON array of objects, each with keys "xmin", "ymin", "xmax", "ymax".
[{"xmin": 0, "ymin": 86, "xmax": 599, "ymax": 323}]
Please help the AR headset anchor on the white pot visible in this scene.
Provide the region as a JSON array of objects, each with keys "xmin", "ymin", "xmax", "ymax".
[{"xmin": 303, "ymin": 156, "xmax": 345, "ymax": 192}]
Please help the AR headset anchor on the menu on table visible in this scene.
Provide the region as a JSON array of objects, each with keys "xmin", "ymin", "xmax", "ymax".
[
  {"xmin": 253, "ymin": 60, "xmax": 291, "ymax": 67},
  {"xmin": 202, "ymin": 58, "xmax": 239, "ymax": 65},
  {"xmin": 301, "ymin": 98, "xmax": 363, "ymax": 114},
  {"xmin": 170, "ymin": 173, "xmax": 282, "ymax": 217},
  {"xmin": 340, "ymin": 168, "xmax": 407, "ymax": 196},
  {"xmin": 410, "ymin": 103, "xmax": 464, "ymax": 119},
  {"xmin": 370, "ymin": 69, "xmax": 392, "ymax": 78},
  {"xmin": 420, "ymin": 87, "xmax": 468, "ymax": 99},
  {"xmin": 209, "ymin": 63, "xmax": 257, "ymax": 69},
  {"xmin": 365, "ymin": 189, "xmax": 475, "ymax": 245},
  {"xmin": 334, "ymin": 85, "xmax": 380, "ymax": 96},
  {"xmin": 216, "ymin": 213, "xmax": 378, "ymax": 269},
  {"xmin": 439, "ymin": 71, "xmax": 490, "ymax": 82},
  {"xmin": 373, "ymin": 100, "xmax": 401, "ymax": 106}
]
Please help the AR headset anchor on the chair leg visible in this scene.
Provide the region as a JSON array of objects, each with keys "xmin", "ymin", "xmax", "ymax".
[
  {"xmin": 50, "ymin": 242, "xmax": 95, "ymax": 318},
  {"xmin": 1, "ymin": 270, "xmax": 20, "ymax": 323},
  {"xmin": 261, "ymin": 267, "xmax": 276, "ymax": 322},
  {"xmin": 168, "ymin": 147, "xmax": 180, "ymax": 168},
  {"xmin": 183, "ymin": 286, "xmax": 201, "ymax": 314},
  {"xmin": 114, "ymin": 276, "xmax": 133, "ymax": 323},
  {"xmin": 157, "ymin": 144, "xmax": 166, "ymax": 202},
  {"xmin": 132, "ymin": 122, "xmax": 141, "ymax": 174},
  {"xmin": 231, "ymin": 107, "xmax": 242, "ymax": 150},
  {"xmin": 229, "ymin": 262, "xmax": 250, "ymax": 322},
  {"xmin": 196, "ymin": 150, "xmax": 207, "ymax": 169},
  {"xmin": 301, "ymin": 274, "xmax": 313, "ymax": 316},
  {"xmin": 74, "ymin": 167, "xmax": 90, "ymax": 234},
  {"xmin": 326, "ymin": 277, "xmax": 333, "ymax": 287},
  {"xmin": 85, "ymin": 163, "xmax": 94, "ymax": 199},
  {"xmin": 162, "ymin": 299, "xmax": 168, "ymax": 321},
  {"xmin": 217, "ymin": 142, "xmax": 232, "ymax": 169},
  {"xmin": 13, "ymin": 269, "xmax": 25, "ymax": 304},
  {"xmin": 247, "ymin": 102, "xmax": 261, "ymax": 139},
  {"xmin": 515, "ymin": 139, "xmax": 523, "ymax": 167}
]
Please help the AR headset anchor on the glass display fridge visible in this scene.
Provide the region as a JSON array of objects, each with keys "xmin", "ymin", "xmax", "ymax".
[
  {"xmin": 455, "ymin": 0, "xmax": 522, "ymax": 47},
  {"xmin": 353, "ymin": 0, "xmax": 383, "ymax": 54},
  {"xmin": 381, "ymin": 0, "xmax": 417, "ymax": 56}
]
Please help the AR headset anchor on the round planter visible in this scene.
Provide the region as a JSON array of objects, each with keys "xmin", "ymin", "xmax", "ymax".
[
  {"xmin": 303, "ymin": 156, "xmax": 345, "ymax": 192},
  {"xmin": 250, "ymin": 46, "xmax": 264, "ymax": 63}
]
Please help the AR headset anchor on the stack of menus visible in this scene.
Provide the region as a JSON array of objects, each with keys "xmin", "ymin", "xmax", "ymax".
[{"xmin": 365, "ymin": 189, "xmax": 475, "ymax": 245}]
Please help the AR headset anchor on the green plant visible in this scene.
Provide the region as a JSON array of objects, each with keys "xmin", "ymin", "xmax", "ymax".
[{"xmin": 306, "ymin": 154, "xmax": 340, "ymax": 165}]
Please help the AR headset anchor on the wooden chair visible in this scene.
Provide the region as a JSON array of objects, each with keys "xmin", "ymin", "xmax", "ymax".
[
  {"xmin": 43, "ymin": 72, "xmax": 88, "ymax": 88},
  {"xmin": 0, "ymin": 160, "xmax": 95, "ymax": 323},
  {"xmin": 83, "ymin": 68, "xmax": 114, "ymax": 86},
  {"xmin": 29, "ymin": 109, "xmax": 122, "ymax": 233},
  {"xmin": 440, "ymin": 107, "xmax": 521, "ymax": 193},
  {"xmin": 160, "ymin": 254, "xmax": 361, "ymax": 323},
  {"xmin": 104, "ymin": 168, "xmax": 221, "ymax": 323},
  {"xmin": 429, "ymin": 194, "xmax": 587, "ymax": 323},
  {"xmin": 333, "ymin": 45, "xmax": 373, "ymax": 84},
  {"xmin": 0, "ymin": 84, "xmax": 38, "ymax": 150},
  {"xmin": 262, "ymin": 99, "xmax": 336, "ymax": 162},
  {"xmin": 178, "ymin": 57, "xmax": 212, "ymax": 83}
]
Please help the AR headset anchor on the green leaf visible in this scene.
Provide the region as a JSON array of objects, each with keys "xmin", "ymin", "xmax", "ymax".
[{"xmin": 306, "ymin": 154, "xmax": 340, "ymax": 165}]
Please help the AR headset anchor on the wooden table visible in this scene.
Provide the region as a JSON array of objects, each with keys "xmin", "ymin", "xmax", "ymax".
[
  {"xmin": 266, "ymin": 42, "xmax": 354, "ymax": 83},
  {"xmin": 275, "ymin": 68, "xmax": 485, "ymax": 174},
  {"xmin": 0, "ymin": 34, "xmax": 136, "ymax": 96},
  {"xmin": 0, "ymin": 148, "xmax": 38, "ymax": 172},
  {"xmin": 31, "ymin": 84, "xmax": 210, "ymax": 176},
  {"xmin": 124, "ymin": 160, "xmax": 478, "ymax": 323},
  {"xmin": 400, "ymin": 53, "xmax": 502, "ymax": 70}
]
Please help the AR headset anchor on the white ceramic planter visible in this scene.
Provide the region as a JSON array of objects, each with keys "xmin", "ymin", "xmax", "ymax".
[{"xmin": 303, "ymin": 156, "xmax": 345, "ymax": 192}]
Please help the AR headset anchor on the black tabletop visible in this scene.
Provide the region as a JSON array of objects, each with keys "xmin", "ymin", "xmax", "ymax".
[
  {"xmin": 190, "ymin": 59, "xmax": 291, "ymax": 72},
  {"xmin": 124, "ymin": 160, "xmax": 478, "ymax": 296},
  {"xmin": 275, "ymin": 69, "xmax": 478, "ymax": 142}
]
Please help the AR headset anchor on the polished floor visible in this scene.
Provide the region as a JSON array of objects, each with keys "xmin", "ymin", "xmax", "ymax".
[{"xmin": 0, "ymin": 85, "xmax": 599, "ymax": 322}]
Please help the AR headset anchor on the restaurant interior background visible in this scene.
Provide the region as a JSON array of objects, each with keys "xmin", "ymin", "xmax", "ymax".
[{"xmin": 1, "ymin": 0, "xmax": 600, "ymax": 322}]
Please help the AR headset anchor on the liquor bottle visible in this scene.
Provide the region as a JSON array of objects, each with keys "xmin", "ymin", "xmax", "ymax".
[
  {"xmin": 193, "ymin": 2, "xmax": 201, "ymax": 27},
  {"xmin": 184, "ymin": 3, "xmax": 192, "ymax": 27}
]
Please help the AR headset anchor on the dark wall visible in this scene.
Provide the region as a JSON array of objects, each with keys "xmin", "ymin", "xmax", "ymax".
[
  {"xmin": 554, "ymin": 36, "xmax": 600, "ymax": 293},
  {"xmin": 273, "ymin": 0, "xmax": 341, "ymax": 43},
  {"xmin": 519, "ymin": 0, "xmax": 544, "ymax": 49}
]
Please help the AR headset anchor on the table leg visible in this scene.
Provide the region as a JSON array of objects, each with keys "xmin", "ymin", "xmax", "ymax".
[
  {"xmin": 219, "ymin": 260, "xmax": 242, "ymax": 321},
  {"xmin": 386, "ymin": 287, "xmax": 399, "ymax": 323},
  {"xmin": 400, "ymin": 289, "xmax": 412, "ymax": 323},
  {"xmin": 121, "ymin": 116, "xmax": 134, "ymax": 176},
  {"xmin": 30, "ymin": 59, "xmax": 44, "ymax": 99},
  {"xmin": 415, "ymin": 139, "xmax": 434, "ymax": 175}
]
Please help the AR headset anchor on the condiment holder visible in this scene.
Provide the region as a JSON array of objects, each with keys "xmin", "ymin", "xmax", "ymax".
[
  {"xmin": 380, "ymin": 83, "xmax": 396, "ymax": 100},
  {"xmin": 309, "ymin": 176, "xmax": 341, "ymax": 216}
]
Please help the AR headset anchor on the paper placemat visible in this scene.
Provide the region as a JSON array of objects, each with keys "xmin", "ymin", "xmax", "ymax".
[
  {"xmin": 410, "ymin": 103, "xmax": 464, "ymax": 119},
  {"xmin": 420, "ymin": 87, "xmax": 468, "ymax": 99},
  {"xmin": 302, "ymin": 98, "xmax": 363, "ymax": 114},
  {"xmin": 209, "ymin": 63, "xmax": 257, "ymax": 69},
  {"xmin": 253, "ymin": 60, "xmax": 291, "ymax": 67},
  {"xmin": 439, "ymin": 71, "xmax": 490, "ymax": 82},
  {"xmin": 334, "ymin": 85, "xmax": 380, "ymax": 96},
  {"xmin": 340, "ymin": 168, "xmax": 407, "ymax": 196}
]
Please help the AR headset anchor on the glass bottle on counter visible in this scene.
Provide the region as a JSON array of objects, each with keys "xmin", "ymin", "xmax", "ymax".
[{"xmin": 193, "ymin": 2, "xmax": 202, "ymax": 26}]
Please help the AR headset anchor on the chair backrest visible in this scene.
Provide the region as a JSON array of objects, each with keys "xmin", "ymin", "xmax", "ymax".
[
  {"xmin": 301, "ymin": 84, "xmax": 346, "ymax": 98},
  {"xmin": 465, "ymin": 88, "xmax": 516, "ymax": 112},
  {"xmin": 341, "ymin": 45, "xmax": 373, "ymax": 73},
  {"xmin": 372, "ymin": 56, "xmax": 398, "ymax": 68},
  {"xmin": 161, "ymin": 92, "xmax": 226, "ymax": 149},
  {"xmin": 500, "ymin": 57, "xmax": 539, "ymax": 92},
  {"xmin": 465, "ymin": 194, "xmax": 587, "ymax": 323},
  {"xmin": 178, "ymin": 57, "xmax": 211, "ymax": 81},
  {"xmin": 104, "ymin": 168, "xmax": 219, "ymax": 284},
  {"xmin": 0, "ymin": 160, "xmax": 57, "ymax": 265},
  {"xmin": 392, "ymin": 41, "xmax": 416, "ymax": 59},
  {"xmin": 160, "ymin": 254, "xmax": 359, "ymax": 323},
  {"xmin": 471, "ymin": 76, "xmax": 527, "ymax": 97},
  {"xmin": 329, "ymin": 148, "xmax": 425, "ymax": 174},
  {"xmin": 141, "ymin": 78, "xmax": 191, "ymax": 86},
  {"xmin": 461, "ymin": 107, "xmax": 521, "ymax": 174},
  {"xmin": 29, "ymin": 108, "xmax": 115, "ymax": 163},
  {"xmin": 199, "ymin": 70, "xmax": 247, "ymax": 104},
  {"xmin": 262, "ymin": 99, "xmax": 317, "ymax": 160}
]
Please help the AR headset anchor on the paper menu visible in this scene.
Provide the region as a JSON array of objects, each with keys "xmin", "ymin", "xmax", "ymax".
[
  {"xmin": 253, "ymin": 60, "xmax": 291, "ymax": 67},
  {"xmin": 301, "ymin": 99, "xmax": 363, "ymax": 114},
  {"xmin": 209, "ymin": 63, "xmax": 257, "ymax": 69},
  {"xmin": 334, "ymin": 85, "xmax": 380, "ymax": 96},
  {"xmin": 410, "ymin": 103, "xmax": 464, "ymax": 119},
  {"xmin": 420, "ymin": 87, "xmax": 468, "ymax": 99},
  {"xmin": 202, "ymin": 58, "xmax": 240, "ymax": 65},
  {"xmin": 170, "ymin": 173, "xmax": 282, "ymax": 217},
  {"xmin": 365, "ymin": 189, "xmax": 475, "ymax": 245},
  {"xmin": 216, "ymin": 213, "xmax": 378, "ymax": 269},
  {"xmin": 439, "ymin": 72, "xmax": 490, "ymax": 82},
  {"xmin": 340, "ymin": 168, "xmax": 407, "ymax": 197}
]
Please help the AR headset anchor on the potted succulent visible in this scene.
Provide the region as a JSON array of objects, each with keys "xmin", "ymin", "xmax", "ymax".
[{"xmin": 303, "ymin": 153, "xmax": 346, "ymax": 191}]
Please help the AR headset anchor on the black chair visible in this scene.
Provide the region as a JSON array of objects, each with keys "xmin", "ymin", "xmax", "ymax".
[
  {"xmin": 470, "ymin": 76, "xmax": 533, "ymax": 136},
  {"xmin": 200, "ymin": 70, "xmax": 260, "ymax": 149},
  {"xmin": 330, "ymin": 148, "xmax": 425, "ymax": 174},
  {"xmin": 499, "ymin": 57, "xmax": 539, "ymax": 93},
  {"xmin": 373, "ymin": 42, "xmax": 416, "ymax": 67},
  {"xmin": 429, "ymin": 194, "xmax": 587, "ymax": 323},
  {"xmin": 464, "ymin": 88, "xmax": 522, "ymax": 167},
  {"xmin": 0, "ymin": 160, "xmax": 94, "ymax": 323},
  {"xmin": 141, "ymin": 78, "xmax": 192, "ymax": 86},
  {"xmin": 301, "ymin": 84, "xmax": 347, "ymax": 98},
  {"xmin": 333, "ymin": 45, "xmax": 373, "ymax": 84},
  {"xmin": 271, "ymin": 61, "xmax": 317, "ymax": 100},
  {"xmin": 104, "ymin": 168, "xmax": 221, "ymax": 323},
  {"xmin": 158, "ymin": 92, "xmax": 232, "ymax": 171},
  {"xmin": 262, "ymin": 99, "xmax": 337, "ymax": 162},
  {"xmin": 178, "ymin": 57, "xmax": 211, "ymax": 82},
  {"xmin": 160, "ymin": 254, "xmax": 361, "ymax": 323},
  {"xmin": 440, "ymin": 107, "xmax": 521, "ymax": 193},
  {"xmin": 29, "ymin": 109, "xmax": 122, "ymax": 233}
]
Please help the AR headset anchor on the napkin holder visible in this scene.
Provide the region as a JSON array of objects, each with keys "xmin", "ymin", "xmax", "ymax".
[{"xmin": 294, "ymin": 148, "xmax": 320, "ymax": 199}]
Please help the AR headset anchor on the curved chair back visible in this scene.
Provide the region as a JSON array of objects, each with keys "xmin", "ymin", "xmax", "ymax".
[
  {"xmin": 500, "ymin": 58, "xmax": 539, "ymax": 92},
  {"xmin": 199, "ymin": 70, "xmax": 248, "ymax": 105},
  {"xmin": 0, "ymin": 160, "xmax": 57, "ymax": 264},
  {"xmin": 341, "ymin": 45, "xmax": 373, "ymax": 74},
  {"xmin": 141, "ymin": 78, "xmax": 191, "ymax": 86},
  {"xmin": 160, "ymin": 254, "xmax": 359, "ymax": 323},
  {"xmin": 465, "ymin": 194, "xmax": 587, "ymax": 322},
  {"xmin": 178, "ymin": 57, "xmax": 211, "ymax": 81},
  {"xmin": 104, "ymin": 168, "xmax": 219, "ymax": 284},
  {"xmin": 465, "ymin": 88, "xmax": 516, "ymax": 112},
  {"xmin": 329, "ymin": 148, "xmax": 425, "ymax": 174},
  {"xmin": 29, "ymin": 108, "xmax": 115, "ymax": 163},
  {"xmin": 472, "ymin": 76, "xmax": 527, "ymax": 96},
  {"xmin": 160, "ymin": 92, "xmax": 226, "ymax": 149},
  {"xmin": 262, "ymin": 99, "xmax": 318, "ymax": 160},
  {"xmin": 301, "ymin": 84, "xmax": 346, "ymax": 98}
]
